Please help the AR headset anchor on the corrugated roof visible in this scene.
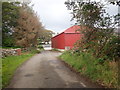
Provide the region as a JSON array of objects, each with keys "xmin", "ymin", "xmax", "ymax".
[
  {"xmin": 52, "ymin": 25, "xmax": 80, "ymax": 39},
  {"xmin": 64, "ymin": 25, "xmax": 80, "ymax": 33}
]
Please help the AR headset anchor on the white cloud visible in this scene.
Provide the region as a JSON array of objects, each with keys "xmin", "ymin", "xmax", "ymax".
[
  {"xmin": 31, "ymin": 0, "xmax": 118, "ymax": 33},
  {"xmin": 31, "ymin": 0, "xmax": 75, "ymax": 33},
  {"xmin": 106, "ymin": 4, "xmax": 118, "ymax": 16}
]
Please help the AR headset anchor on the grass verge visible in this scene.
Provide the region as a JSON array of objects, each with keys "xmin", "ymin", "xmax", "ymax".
[
  {"xmin": 2, "ymin": 52, "xmax": 36, "ymax": 88},
  {"xmin": 60, "ymin": 51, "xmax": 118, "ymax": 88},
  {"xmin": 51, "ymin": 48, "xmax": 61, "ymax": 52}
]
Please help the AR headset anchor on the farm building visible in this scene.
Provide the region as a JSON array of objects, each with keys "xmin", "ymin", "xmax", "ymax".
[{"xmin": 51, "ymin": 25, "xmax": 82, "ymax": 50}]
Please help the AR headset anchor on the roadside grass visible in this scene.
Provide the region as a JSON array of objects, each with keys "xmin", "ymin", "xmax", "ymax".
[
  {"xmin": 2, "ymin": 51, "xmax": 36, "ymax": 88},
  {"xmin": 51, "ymin": 48, "xmax": 60, "ymax": 52},
  {"xmin": 60, "ymin": 51, "xmax": 118, "ymax": 88},
  {"xmin": 31, "ymin": 48, "xmax": 44, "ymax": 54}
]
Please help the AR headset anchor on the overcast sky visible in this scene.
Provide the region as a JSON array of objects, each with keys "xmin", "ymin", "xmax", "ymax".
[{"xmin": 31, "ymin": 0, "xmax": 118, "ymax": 33}]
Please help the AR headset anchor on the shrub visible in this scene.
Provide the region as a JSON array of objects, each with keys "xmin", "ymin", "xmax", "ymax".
[{"xmin": 37, "ymin": 45, "xmax": 43, "ymax": 49}]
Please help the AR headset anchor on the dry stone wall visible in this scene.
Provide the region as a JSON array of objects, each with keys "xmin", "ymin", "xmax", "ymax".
[{"xmin": 2, "ymin": 48, "xmax": 21, "ymax": 58}]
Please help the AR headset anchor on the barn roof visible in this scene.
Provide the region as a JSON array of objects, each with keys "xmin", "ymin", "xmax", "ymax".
[
  {"xmin": 52, "ymin": 25, "xmax": 80, "ymax": 39},
  {"xmin": 64, "ymin": 25, "xmax": 80, "ymax": 33}
]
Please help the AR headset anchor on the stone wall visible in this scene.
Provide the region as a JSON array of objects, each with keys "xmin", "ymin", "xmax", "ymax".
[{"xmin": 2, "ymin": 48, "xmax": 21, "ymax": 58}]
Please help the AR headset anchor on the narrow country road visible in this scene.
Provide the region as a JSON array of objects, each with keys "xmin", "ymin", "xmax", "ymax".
[{"xmin": 8, "ymin": 51, "xmax": 100, "ymax": 88}]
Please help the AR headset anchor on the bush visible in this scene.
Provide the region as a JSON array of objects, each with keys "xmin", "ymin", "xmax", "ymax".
[
  {"xmin": 31, "ymin": 49, "xmax": 41, "ymax": 54},
  {"xmin": 104, "ymin": 36, "xmax": 120, "ymax": 61},
  {"xmin": 37, "ymin": 45, "xmax": 43, "ymax": 49}
]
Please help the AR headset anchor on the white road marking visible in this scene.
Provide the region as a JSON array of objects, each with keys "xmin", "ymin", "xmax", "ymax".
[{"xmin": 80, "ymin": 82, "xmax": 87, "ymax": 87}]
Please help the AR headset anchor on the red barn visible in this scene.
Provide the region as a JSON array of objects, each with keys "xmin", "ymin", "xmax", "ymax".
[{"xmin": 51, "ymin": 25, "xmax": 82, "ymax": 50}]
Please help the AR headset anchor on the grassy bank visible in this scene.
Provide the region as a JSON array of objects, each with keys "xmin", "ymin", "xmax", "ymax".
[
  {"xmin": 60, "ymin": 51, "xmax": 118, "ymax": 88},
  {"xmin": 2, "ymin": 51, "xmax": 36, "ymax": 88}
]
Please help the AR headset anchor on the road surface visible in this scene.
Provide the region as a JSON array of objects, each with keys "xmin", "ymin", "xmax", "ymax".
[
  {"xmin": 42, "ymin": 44, "xmax": 52, "ymax": 50},
  {"xmin": 8, "ymin": 51, "xmax": 100, "ymax": 88}
]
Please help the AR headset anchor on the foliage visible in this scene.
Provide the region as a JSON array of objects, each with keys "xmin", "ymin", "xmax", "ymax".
[
  {"xmin": 2, "ymin": 52, "xmax": 35, "ymax": 88},
  {"xmin": 3, "ymin": 36, "xmax": 15, "ymax": 47},
  {"xmin": 103, "ymin": 36, "xmax": 120, "ymax": 61},
  {"xmin": 13, "ymin": 3, "xmax": 43, "ymax": 48},
  {"xmin": 65, "ymin": 1, "xmax": 103, "ymax": 27},
  {"xmin": 63, "ymin": 0, "xmax": 119, "ymax": 87},
  {"xmin": 30, "ymin": 49, "xmax": 41, "ymax": 54},
  {"xmin": 60, "ymin": 51, "xmax": 118, "ymax": 88},
  {"xmin": 65, "ymin": 0, "xmax": 120, "ymax": 61},
  {"xmin": 2, "ymin": 2, "xmax": 44, "ymax": 48},
  {"xmin": 37, "ymin": 45, "xmax": 43, "ymax": 49},
  {"xmin": 38, "ymin": 29, "xmax": 54, "ymax": 44},
  {"xmin": 108, "ymin": 0, "xmax": 120, "ymax": 6},
  {"xmin": 2, "ymin": 2, "xmax": 20, "ymax": 47}
]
